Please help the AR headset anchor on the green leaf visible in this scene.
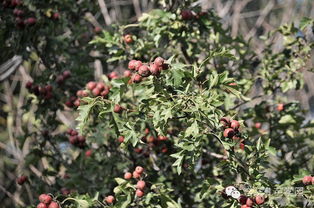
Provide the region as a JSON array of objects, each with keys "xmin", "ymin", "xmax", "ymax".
[
  {"xmin": 279, "ymin": 115, "xmax": 296, "ymax": 124},
  {"xmin": 185, "ymin": 121, "xmax": 199, "ymax": 137}
]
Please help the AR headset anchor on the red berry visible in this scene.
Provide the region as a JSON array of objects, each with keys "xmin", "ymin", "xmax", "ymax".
[
  {"xmin": 85, "ymin": 149, "xmax": 92, "ymax": 157},
  {"xmin": 37, "ymin": 203, "xmax": 47, "ymax": 208},
  {"xmin": 132, "ymin": 171, "xmax": 141, "ymax": 179},
  {"xmin": 144, "ymin": 128, "xmax": 150, "ymax": 135},
  {"xmin": 158, "ymin": 135, "xmax": 168, "ymax": 141},
  {"xmin": 149, "ymin": 63, "xmax": 161, "ymax": 76},
  {"xmin": 134, "ymin": 148, "xmax": 143, "ymax": 154},
  {"xmin": 246, "ymin": 198, "xmax": 254, "ymax": 207},
  {"xmin": 70, "ymin": 130, "xmax": 78, "ymax": 136},
  {"xmin": 16, "ymin": 175, "xmax": 27, "ymax": 185},
  {"xmin": 65, "ymin": 100, "xmax": 73, "ymax": 108},
  {"xmin": 94, "ymin": 27, "xmax": 101, "ymax": 33},
  {"xmin": 124, "ymin": 34, "xmax": 133, "ymax": 44},
  {"xmin": 134, "ymin": 61, "xmax": 143, "ymax": 71},
  {"xmin": 26, "ymin": 81, "xmax": 33, "ymax": 89},
  {"xmin": 100, "ymin": 88, "xmax": 110, "ymax": 97},
  {"xmin": 161, "ymin": 147, "xmax": 168, "ymax": 153},
  {"xmin": 138, "ymin": 65, "xmax": 151, "ymax": 77},
  {"xmin": 277, "ymin": 103, "xmax": 284, "ymax": 111},
  {"xmin": 118, "ymin": 136, "xmax": 124, "ymax": 143},
  {"xmin": 108, "ymin": 71, "xmax": 118, "ymax": 79},
  {"xmin": 123, "ymin": 70, "xmax": 132, "ymax": 77},
  {"xmin": 128, "ymin": 60, "xmax": 137, "ymax": 70},
  {"xmin": 48, "ymin": 202, "xmax": 59, "ymax": 208},
  {"xmin": 76, "ymin": 90, "xmax": 83, "ymax": 97},
  {"xmin": 86, "ymin": 81, "xmax": 97, "ymax": 90},
  {"xmin": 239, "ymin": 195, "xmax": 248, "ymax": 205},
  {"xmin": 77, "ymin": 135, "xmax": 86, "ymax": 143},
  {"xmin": 302, "ymin": 176, "xmax": 312, "ymax": 185},
  {"xmin": 254, "ymin": 122, "xmax": 261, "ymax": 129},
  {"xmin": 239, "ymin": 142, "xmax": 245, "ymax": 150},
  {"xmin": 62, "ymin": 70, "xmax": 71, "ymax": 79},
  {"xmin": 113, "ymin": 104, "xmax": 123, "ymax": 113},
  {"xmin": 69, "ymin": 136, "xmax": 78, "ymax": 145},
  {"xmin": 154, "ymin": 57, "xmax": 164, "ymax": 66},
  {"xmin": 60, "ymin": 188, "xmax": 70, "ymax": 195},
  {"xmin": 96, "ymin": 82, "xmax": 105, "ymax": 91},
  {"xmin": 74, "ymin": 98, "xmax": 80, "ymax": 107},
  {"xmin": 105, "ymin": 195, "xmax": 115, "ymax": 204},
  {"xmin": 52, "ymin": 13, "xmax": 60, "ymax": 20},
  {"xmin": 131, "ymin": 74, "xmax": 142, "ymax": 83},
  {"xmin": 124, "ymin": 172, "xmax": 132, "ymax": 180},
  {"xmin": 92, "ymin": 88, "xmax": 100, "ymax": 96},
  {"xmin": 56, "ymin": 75, "xmax": 64, "ymax": 85},
  {"xmin": 13, "ymin": 8, "xmax": 24, "ymax": 16},
  {"xmin": 45, "ymin": 85, "xmax": 53, "ymax": 92},
  {"xmin": 146, "ymin": 136, "xmax": 155, "ymax": 143},
  {"xmin": 136, "ymin": 180, "xmax": 146, "ymax": 190},
  {"xmin": 11, "ymin": 0, "xmax": 21, "ymax": 7},
  {"xmin": 230, "ymin": 120, "xmax": 240, "ymax": 129},
  {"xmin": 66, "ymin": 128, "xmax": 73, "ymax": 135},
  {"xmin": 181, "ymin": 10, "xmax": 194, "ymax": 20},
  {"xmin": 255, "ymin": 195, "xmax": 265, "ymax": 205},
  {"xmin": 25, "ymin": 17, "xmax": 37, "ymax": 26},
  {"xmin": 136, "ymin": 189, "xmax": 144, "ymax": 197},
  {"xmin": 223, "ymin": 128, "xmax": 235, "ymax": 138},
  {"xmin": 135, "ymin": 166, "xmax": 144, "ymax": 174}
]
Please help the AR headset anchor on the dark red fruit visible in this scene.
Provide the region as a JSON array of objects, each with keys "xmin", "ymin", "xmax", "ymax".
[
  {"xmin": 220, "ymin": 117, "xmax": 230, "ymax": 127},
  {"xmin": 70, "ymin": 130, "xmax": 78, "ymax": 136},
  {"xmin": 230, "ymin": 120, "xmax": 240, "ymax": 129},
  {"xmin": 149, "ymin": 63, "xmax": 160, "ymax": 76},
  {"xmin": 138, "ymin": 65, "xmax": 151, "ymax": 77},
  {"xmin": 85, "ymin": 149, "xmax": 92, "ymax": 157},
  {"xmin": 302, "ymin": 176, "xmax": 312, "ymax": 185},
  {"xmin": 239, "ymin": 195, "xmax": 248, "ymax": 205},
  {"xmin": 154, "ymin": 57, "xmax": 164, "ymax": 66},
  {"xmin": 13, "ymin": 9, "xmax": 24, "ymax": 16},
  {"xmin": 56, "ymin": 75, "xmax": 64, "ymax": 85},
  {"xmin": 65, "ymin": 100, "xmax": 73, "ymax": 108},
  {"xmin": 158, "ymin": 135, "xmax": 168, "ymax": 141},
  {"xmin": 69, "ymin": 136, "xmax": 78, "ymax": 145},
  {"xmin": 11, "ymin": 0, "xmax": 21, "ymax": 7},
  {"xmin": 223, "ymin": 128, "xmax": 235, "ymax": 138},
  {"xmin": 181, "ymin": 10, "xmax": 194, "ymax": 20},
  {"xmin": 86, "ymin": 81, "xmax": 97, "ymax": 90},
  {"xmin": 16, "ymin": 175, "xmax": 27, "ymax": 185},
  {"xmin": 77, "ymin": 135, "xmax": 86, "ymax": 143},
  {"xmin": 131, "ymin": 74, "xmax": 142, "ymax": 83},
  {"xmin": 96, "ymin": 82, "xmax": 105, "ymax": 91},
  {"xmin": 124, "ymin": 34, "xmax": 133, "ymax": 44},
  {"xmin": 52, "ymin": 13, "xmax": 60, "ymax": 20},
  {"xmin": 26, "ymin": 81, "xmax": 33, "ymax": 89},
  {"xmin": 100, "ymin": 88, "xmax": 110, "ymax": 97},
  {"xmin": 161, "ymin": 147, "xmax": 168, "ymax": 153}
]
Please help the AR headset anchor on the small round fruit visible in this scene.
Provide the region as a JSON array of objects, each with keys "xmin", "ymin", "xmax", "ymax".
[
  {"xmin": 124, "ymin": 172, "xmax": 132, "ymax": 180},
  {"xmin": 113, "ymin": 104, "xmax": 123, "ymax": 113},
  {"xmin": 132, "ymin": 171, "xmax": 141, "ymax": 179},
  {"xmin": 128, "ymin": 60, "xmax": 137, "ymax": 70},
  {"xmin": 149, "ymin": 63, "xmax": 161, "ymax": 76},
  {"xmin": 246, "ymin": 198, "xmax": 254, "ymax": 207},
  {"xmin": 74, "ymin": 98, "xmax": 80, "ymax": 107},
  {"xmin": 92, "ymin": 88, "xmax": 100, "ymax": 96},
  {"xmin": 131, "ymin": 74, "xmax": 142, "ymax": 83},
  {"xmin": 48, "ymin": 202, "xmax": 59, "ymax": 208},
  {"xmin": 70, "ymin": 130, "xmax": 78, "ymax": 136},
  {"xmin": 230, "ymin": 120, "xmax": 240, "ymax": 129},
  {"xmin": 255, "ymin": 195, "xmax": 265, "ymax": 205},
  {"xmin": 105, "ymin": 195, "xmax": 115, "ymax": 204},
  {"xmin": 154, "ymin": 57, "xmax": 164, "ymax": 66},
  {"xmin": 136, "ymin": 189, "xmax": 144, "ymax": 197},
  {"xmin": 16, "ymin": 175, "xmax": 28, "ymax": 185},
  {"xmin": 146, "ymin": 136, "xmax": 155, "ymax": 143},
  {"xmin": 302, "ymin": 176, "xmax": 312, "ymax": 185},
  {"xmin": 181, "ymin": 10, "xmax": 194, "ymax": 20},
  {"xmin": 85, "ymin": 149, "xmax": 92, "ymax": 157},
  {"xmin": 69, "ymin": 136, "xmax": 78, "ymax": 145},
  {"xmin": 239, "ymin": 195, "xmax": 248, "ymax": 205},
  {"xmin": 26, "ymin": 81, "xmax": 33, "ymax": 89},
  {"xmin": 239, "ymin": 142, "xmax": 245, "ymax": 150},
  {"xmin": 39, "ymin": 194, "xmax": 52, "ymax": 204},
  {"xmin": 108, "ymin": 71, "xmax": 118, "ymax": 79},
  {"xmin": 138, "ymin": 65, "xmax": 151, "ymax": 77},
  {"xmin": 134, "ymin": 61, "xmax": 143, "ymax": 71},
  {"xmin": 77, "ymin": 135, "xmax": 86, "ymax": 143},
  {"xmin": 94, "ymin": 27, "xmax": 101, "ymax": 33},
  {"xmin": 37, "ymin": 203, "xmax": 47, "ymax": 208},
  {"xmin": 118, "ymin": 136, "xmax": 124, "ymax": 143},
  {"xmin": 277, "ymin": 103, "xmax": 284, "ymax": 111},
  {"xmin": 100, "ymin": 88, "xmax": 110, "ymax": 97},
  {"xmin": 62, "ymin": 70, "xmax": 71, "ymax": 79},
  {"xmin": 136, "ymin": 180, "xmax": 146, "ymax": 190},
  {"xmin": 254, "ymin": 122, "xmax": 262, "ymax": 129},
  {"xmin": 223, "ymin": 128, "xmax": 235, "ymax": 138},
  {"xmin": 135, "ymin": 166, "xmax": 144, "ymax": 174},
  {"xmin": 158, "ymin": 135, "xmax": 168, "ymax": 141},
  {"xmin": 123, "ymin": 70, "xmax": 132, "ymax": 77},
  {"xmin": 86, "ymin": 81, "xmax": 97, "ymax": 90},
  {"xmin": 96, "ymin": 82, "xmax": 105, "ymax": 91},
  {"xmin": 52, "ymin": 13, "xmax": 60, "ymax": 20},
  {"xmin": 25, "ymin": 17, "xmax": 37, "ymax": 25},
  {"xmin": 124, "ymin": 34, "xmax": 133, "ymax": 44}
]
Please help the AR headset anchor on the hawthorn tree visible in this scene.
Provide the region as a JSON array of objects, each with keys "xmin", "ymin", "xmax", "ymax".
[{"xmin": 1, "ymin": 1, "xmax": 314, "ymax": 208}]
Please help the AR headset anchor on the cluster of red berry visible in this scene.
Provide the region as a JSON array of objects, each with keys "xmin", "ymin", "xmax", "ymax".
[
  {"xmin": 66, "ymin": 128, "xmax": 86, "ymax": 148},
  {"xmin": 16, "ymin": 175, "xmax": 28, "ymax": 185},
  {"xmin": 220, "ymin": 117, "xmax": 245, "ymax": 150},
  {"xmin": 222, "ymin": 186, "xmax": 265, "ymax": 208},
  {"xmin": 302, "ymin": 175, "xmax": 314, "ymax": 185},
  {"xmin": 56, "ymin": 70, "xmax": 71, "ymax": 85},
  {"xmin": 180, "ymin": 10, "xmax": 207, "ymax": 20},
  {"xmin": 127, "ymin": 57, "xmax": 168, "ymax": 83},
  {"xmin": 36, "ymin": 194, "xmax": 59, "ymax": 208},
  {"xmin": 26, "ymin": 81, "xmax": 53, "ymax": 100}
]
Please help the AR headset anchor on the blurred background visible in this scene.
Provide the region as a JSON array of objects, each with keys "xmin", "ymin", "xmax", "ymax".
[{"xmin": 0, "ymin": 0, "xmax": 313, "ymax": 207}]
